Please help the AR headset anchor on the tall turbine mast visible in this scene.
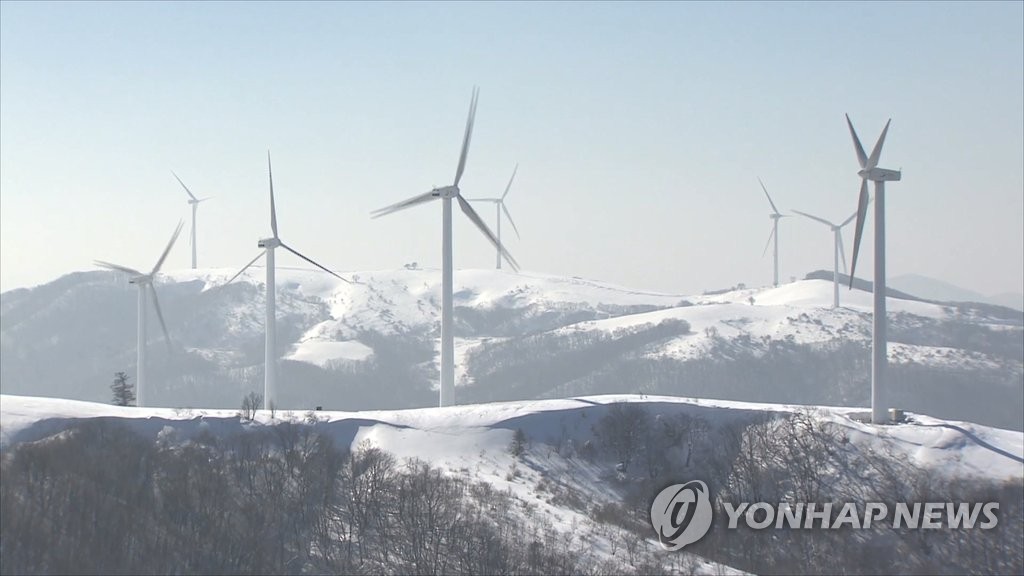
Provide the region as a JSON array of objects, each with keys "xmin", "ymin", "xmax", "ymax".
[
  {"xmin": 846, "ymin": 114, "xmax": 901, "ymax": 425},
  {"xmin": 791, "ymin": 206, "xmax": 862, "ymax": 308},
  {"xmin": 759, "ymin": 178, "xmax": 788, "ymax": 287},
  {"xmin": 224, "ymin": 152, "xmax": 349, "ymax": 412},
  {"xmin": 372, "ymin": 88, "xmax": 519, "ymax": 407},
  {"xmin": 172, "ymin": 172, "xmax": 210, "ymax": 270},
  {"xmin": 95, "ymin": 221, "xmax": 183, "ymax": 407},
  {"xmin": 466, "ymin": 163, "xmax": 521, "ymax": 270}
]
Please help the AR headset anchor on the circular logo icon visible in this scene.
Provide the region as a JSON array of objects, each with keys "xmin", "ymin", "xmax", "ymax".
[{"xmin": 650, "ymin": 480, "xmax": 713, "ymax": 551}]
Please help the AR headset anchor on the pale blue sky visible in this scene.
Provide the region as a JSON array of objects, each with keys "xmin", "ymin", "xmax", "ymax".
[{"xmin": 2, "ymin": 1, "xmax": 1022, "ymax": 296}]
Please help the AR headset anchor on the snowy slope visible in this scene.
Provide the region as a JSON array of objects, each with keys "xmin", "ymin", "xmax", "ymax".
[
  {"xmin": 4, "ymin": 394, "xmax": 1021, "ymax": 483},
  {"xmin": 3, "ymin": 393, "xmax": 1022, "ymax": 574},
  {"xmin": 557, "ymin": 280, "xmax": 1018, "ymax": 370}
]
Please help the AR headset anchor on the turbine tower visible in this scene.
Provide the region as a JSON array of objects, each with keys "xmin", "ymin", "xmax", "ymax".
[
  {"xmin": 466, "ymin": 163, "xmax": 521, "ymax": 269},
  {"xmin": 846, "ymin": 114, "xmax": 901, "ymax": 425},
  {"xmin": 372, "ymin": 87, "xmax": 519, "ymax": 408},
  {"xmin": 172, "ymin": 172, "xmax": 210, "ymax": 269},
  {"xmin": 225, "ymin": 152, "xmax": 349, "ymax": 412},
  {"xmin": 759, "ymin": 178, "xmax": 788, "ymax": 287},
  {"xmin": 791, "ymin": 206, "xmax": 861, "ymax": 308},
  {"xmin": 95, "ymin": 221, "xmax": 183, "ymax": 407}
]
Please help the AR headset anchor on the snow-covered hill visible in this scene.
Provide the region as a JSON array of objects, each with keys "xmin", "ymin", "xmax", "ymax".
[
  {"xmin": 2, "ymin": 268, "xmax": 1021, "ymax": 430},
  {"xmin": 5, "ymin": 394, "xmax": 1021, "ymax": 481},
  {"xmin": 2, "ymin": 393, "xmax": 1022, "ymax": 574}
]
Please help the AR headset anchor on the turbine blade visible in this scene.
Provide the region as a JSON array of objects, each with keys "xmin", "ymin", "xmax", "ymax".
[
  {"xmin": 848, "ymin": 179, "xmax": 870, "ymax": 288},
  {"xmin": 501, "ymin": 163, "xmax": 518, "ymax": 200},
  {"xmin": 867, "ymin": 119, "xmax": 891, "ymax": 170},
  {"xmin": 224, "ymin": 251, "xmax": 265, "ymax": 286},
  {"xmin": 457, "ymin": 195, "xmax": 520, "ymax": 271},
  {"xmin": 280, "ymin": 241, "xmax": 351, "ymax": 283},
  {"xmin": 501, "ymin": 202, "xmax": 521, "ymax": 240},
  {"xmin": 791, "ymin": 209, "xmax": 834, "ymax": 228},
  {"xmin": 268, "ymin": 151, "xmax": 278, "ymax": 238},
  {"xmin": 758, "ymin": 177, "xmax": 780, "ymax": 214},
  {"xmin": 94, "ymin": 260, "xmax": 143, "ymax": 276},
  {"xmin": 172, "ymin": 171, "xmax": 198, "ymax": 201},
  {"xmin": 371, "ymin": 190, "xmax": 438, "ymax": 218},
  {"xmin": 762, "ymin": 225, "xmax": 776, "ymax": 258},
  {"xmin": 846, "ymin": 113, "xmax": 868, "ymax": 169},
  {"xmin": 840, "ymin": 208, "xmax": 859, "ymax": 227},
  {"xmin": 838, "ymin": 231, "xmax": 849, "ymax": 275},
  {"xmin": 149, "ymin": 284, "xmax": 172, "ymax": 352},
  {"xmin": 453, "ymin": 86, "xmax": 479, "ymax": 187},
  {"xmin": 151, "ymin": 220, "xmax": 184, "ymax": 275},
  {"xmin": 839, "ymin": 197, "xmax": 870, "ymax": 228}
]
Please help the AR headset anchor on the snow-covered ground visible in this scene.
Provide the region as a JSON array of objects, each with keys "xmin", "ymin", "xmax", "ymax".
[
  {"xmin": 3, "ymin": 392, "xmax": 1021, "ymax": 573},
  {"xmin": 4, "ymin": 393, "xmax": 1021, "ymax": 481},
  {"xmin": 284, "ymin": 339, "xmax": 374, "ymax": 366}
]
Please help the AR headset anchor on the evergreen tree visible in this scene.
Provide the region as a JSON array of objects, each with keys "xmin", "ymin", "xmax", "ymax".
[{"xmin": 110, "ymin": 371, "xmax": 135, "ymax": 407}]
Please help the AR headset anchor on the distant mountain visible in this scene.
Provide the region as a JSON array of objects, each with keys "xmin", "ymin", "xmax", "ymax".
[
  {"xmin": 890, "ymin": 273, "xmax": 1023, "ymax": 311},
  {"xmin": 2, "ymin": 268, "xmax": 1021, "ymax": 430},
  {"xmin": 985, "ymin": 292, "xmax": 1024, "ymax": 312}
]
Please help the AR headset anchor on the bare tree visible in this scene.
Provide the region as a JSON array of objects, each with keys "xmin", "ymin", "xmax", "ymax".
[
  {"xmin": 595, "ymin": 403, "xmax": 649, "ymax": 472},
  {"xmin": 240, "ymin": 391, "xmax": 262, "ymax": 421}
]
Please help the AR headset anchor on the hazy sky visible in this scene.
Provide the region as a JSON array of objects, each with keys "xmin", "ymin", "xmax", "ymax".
[{"xmin": 2, "ymin": 1, "xmax": 1022, "ymax": 297}]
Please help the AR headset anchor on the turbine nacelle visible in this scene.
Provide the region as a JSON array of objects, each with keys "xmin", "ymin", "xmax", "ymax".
[
  {"xmin": 128, "ymin": 274, "xmax": 154, "ymax": 286},
  {"xmin": 859, "ymin": 167, "xmax": 902, "ymax": 182},
  {"xmin": 432, "ymin": 185, "xmax": 460, "ymax": 199},
  {"xmin": 258, "ymin": 237, "xmax": 281, "ymax": 249}
]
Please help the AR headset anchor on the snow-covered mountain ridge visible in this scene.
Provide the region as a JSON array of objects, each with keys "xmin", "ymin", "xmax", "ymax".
[
  {"xmin": 2, "ymin": 393, "xmax": 1021, "ymax": 574},
  {"xmin": 2, "ymin": 268, "xmax": 1021, "ymax": 430},
  {"xmin": 5, "ymin": 393, "xmax": 1021, "ymax": 481}
]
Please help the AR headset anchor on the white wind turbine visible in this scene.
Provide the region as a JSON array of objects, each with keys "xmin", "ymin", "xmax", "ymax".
[
  {"xmin": 172, "ymin": 172, "xmax": 210, "ymax": 270},
  {"xmin": 845, "ymin": 114, "xmax": 901, "ymax": 425},
  {"xmin": 225, "ymin": 152, "xmax": 350, "ymax": 412},
  {"xmin": 791, "ymin": 205, "xmax": 863, "ymax": 308},
  {"xmin": 372, "ymin": 87, "xmax": 519, "ymax": 408},
  {"xmin": 466, "ymin": 163, "xmax": 521, "ymax": 269},
  {"xmin": 95, "ymin": 221, "xmax": 183, "ymax": 408},
  {"xmin": 759, "ymin": 178, "xmax": 788, "ymax": 287}
]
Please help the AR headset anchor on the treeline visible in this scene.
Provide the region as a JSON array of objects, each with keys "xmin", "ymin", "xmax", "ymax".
[
  {"xmin": 461, "ymin": 318, "xmax": 693, "ymax": 403},
  {"xmin": 2, "ymin": 405, "xmax": 1022, "ymax": 575},
  {"xmin": 471, "ymin": 330, "xmax": 1021, "ymax": 431},
  {"xmin": 0, "ymin": 419, "xmax": 678, "ymax": 575},
  {"xmin": 707, "ymin": 410, "xmax": 1024, "ymax": 575},
  {"xmin": 583, "ymin": 404, "xmax": 1024, "ymax": 575}
]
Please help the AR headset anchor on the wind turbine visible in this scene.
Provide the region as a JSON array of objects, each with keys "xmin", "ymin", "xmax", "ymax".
[
  {"xmin": 371, "ymin": 87, "xmax": 519, "ymax": 408},
  {"xmin": 95, "ymin": 221, "xmax": 183, "ymax": 408},
  {"xmin": 845, "ymin": 114, "xmax": 901, "ymax": 425},
  {"xmin": 791, "ymin": 205, "xmax": 863, "ymax": 308},
  {"xmin": 172, "ymin": 172, "xmax": 210, "ymax": 269},
  {"xmin": 466, "ymin": 163, "xmax": 521, "ymax": 269},
  {"xmin": 759, "ymin": 178, "xmax": 788, "ymax": 287},
  {"xmin": 225, "ymin": 152, "xmax": 349, "ymax": 412}
]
